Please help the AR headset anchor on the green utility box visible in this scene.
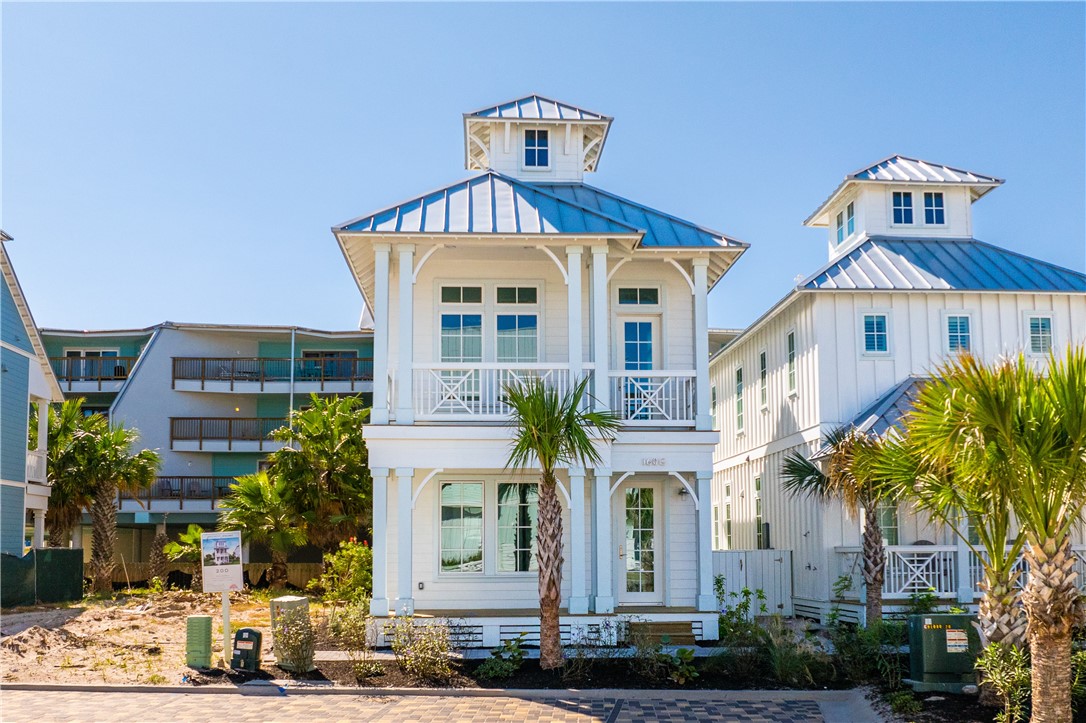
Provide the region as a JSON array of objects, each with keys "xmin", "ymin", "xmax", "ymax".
[
  {"xmin": 185, "ymin": 615, "xmax": 213, "ymax": 669},
  {"xmin": 906, "ymin": 614, "xmax": 982, "ymax": 693},
  {"xmin": 230, "ymin": 628, "xmax": 263, "ymax": 672}
]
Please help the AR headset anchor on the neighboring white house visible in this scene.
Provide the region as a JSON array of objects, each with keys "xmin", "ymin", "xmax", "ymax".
[
  {"xmin": 1, "ymin": 230, "xmax": 63, "ymax": 556},
  {"xmin": 333, "ymin": 95, "xmax": 748, "ymax": 643},
  {"xmin": 709, "ymin": 156, "xmax": 1086, "ymax": 622},
  {"xmin": 40, "ymin": 322, "xmax": 372, "ymax": 571}
]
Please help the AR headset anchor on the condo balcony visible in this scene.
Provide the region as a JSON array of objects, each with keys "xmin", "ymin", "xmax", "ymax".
[
  {"xmin": 172, "ymin": 356, "xmax": 374, "ymax": 394},
  {"xmin": 50, "ymin": 356, "xmax": 139, "ymax": 393},
  {"xmin": 169, "ymin": 417, "xmax": 287, "ymax": 452},
  {"xmin": 118, "ymin": 476, "xmax": 236, "ymax": 512}
]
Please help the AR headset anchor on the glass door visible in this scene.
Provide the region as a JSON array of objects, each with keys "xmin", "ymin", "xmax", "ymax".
[
  {"xmin": 613, "ymin": 480, "xmax": 664, "ymax": 605},
  {"xmin": 620, "ymin": 318, "xmax": 660, "ymax": 420}
]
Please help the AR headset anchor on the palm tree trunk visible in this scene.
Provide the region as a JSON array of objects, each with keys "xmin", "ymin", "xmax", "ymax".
[
  {"xmin": 536, "ymin": 469, "xmax": 564, "ymax": 670},
  {"xmin": 977, "ymin": 572, "xmax": 1029, "ymax": 707},
  {"xmin": 191, "ymin": 557, "xmax": 203, "ymax": 592},
  {"xmin": 90, "ymin": 481, "xmax": 118, "ymax": 595},
  {"xmin": 149, "ymin": 529, "xmax": 169, "ymax": 585},
  {"xmin": 861, "ymin": 505, "xmax": 886, "ymax": 625},
  {"xmin": 270, "ymin": 549, "xmax": 289, "ymax": 589},
  {"xmin": 1022, "ymin": 537, "xmax": 1081, "ymax": 723},
  {"xmin": 46, "ymin": 516, "xmax": 74, "ymax": 549}
]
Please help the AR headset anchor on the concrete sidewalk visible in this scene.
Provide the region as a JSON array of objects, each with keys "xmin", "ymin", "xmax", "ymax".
[{"xmin": 0, "ymin": 685, "xmax": 882, "ymax": 722}]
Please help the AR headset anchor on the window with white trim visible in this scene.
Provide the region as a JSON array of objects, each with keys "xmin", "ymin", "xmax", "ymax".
[
  {"xmin": 617, "ymin": 287, "xmax": 659, "ymax": 305},
  {"xmin": 876, "ymin": 502, "xmax": 899, "ymax": 546},
  {"xmin": 524, "ymin": 130, "xmax": 549, "ymax": 167},
  {"xmin": 496, "ymin": 315, "xmax": 538, "ymax": 363},
  {"xmin": 892, "ymin": 191, "xmax": 913, "ymax": 225},
  {"xmin": 735, "ymin": 367, "xmax": 744, "ymax": 432},
  {"xmin": 712, "ymin": 505, "xmax": 721, "ymax": 550},
  {"xmin": 440, "ymin": 314, "xmax": 483, "ymax": 362},
  {"xmin": 786, "ymin": 331, "xmax": 796, "ymax": 393},
  {"xmin": 947, "ymin": 315, "xmax": 971, "ymax": 353},
  {"xmin": 846, "ymin": 201, "xmax": 855, "ymax": 236},
  {"xmin": 836, "ymin": 211, "xmax": 845, "ymax": 245},
  {"xmin": 440, "ymin": 482, "xmax": 483, "ymax": 573},
  {"xmin": 710, "ymin": 384, "xmax": 718, "ymax": 430},
  {"xmin": 440, "ymin": 285, "xmax": 482, "ymax": 304},
  {"xmin": 1027, "ymin": 314, "xmax": 1053, "ymax": 354},
  {"xmin": 496, "ymin": 482, "xmax": 538, "ymax": 573},
  {"xmin": 754, "ymin": 476, "xmax": 765, "ymax": 549},
  {"xmin": 496, "ymin": 286, "xmax": 538, "ymax": 304},
  {"xmin": 724, "ymin": 483, "xmax": 733, "ymax": 549},
  {"xmin": 924, "ymin": 192, "xmax": 945, "ymax": 225},
  {"xmin": 759, "ymin": 350, "xmax": 768, "ymax": 407},
  {"xmin": 863, "ymin": 314, "xmax": 889, "ymax": 354}
]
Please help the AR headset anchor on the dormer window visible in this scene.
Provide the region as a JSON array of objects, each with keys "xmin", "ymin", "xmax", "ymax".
[
  {"xmin": 524, "ymin": 130, "xmax": 549, "ymax": 168},
  {"xmin": 892, "ymin": 192, "xmax": 913, "ymax": 225},
  {"xmin": 835, "ymin": 212, "xmax": 844, "ymax": 244},
  {"xmin": 924, "ymin": 192, "xmax": 945, "ymax": 225},
  {"xmin": 836, "ymin": 202, "xmax": 856, "ymax": 244}
]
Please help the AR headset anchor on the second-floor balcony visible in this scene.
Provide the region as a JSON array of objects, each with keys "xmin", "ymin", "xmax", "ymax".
[
  {"xmin": 26, "ymin": 450, "xmax": 47, "ymax": 484},
  {"xmin": 169, "ymin": 417, "xmax": 286, "ymax": 452},
  {"xmin": 51, "ymin": 356, "xmax": 139, "ymax": 393},
  {"xmin": 119, "ymin": 476, "xmax": 237, "ymax": 511},
  {"xmin": 408, "ymin": 364, "xmax": 697, "ymax": 426},
  {"xmin": 172, "ymin": 357, "xmax": 374, "ymax": 394}
]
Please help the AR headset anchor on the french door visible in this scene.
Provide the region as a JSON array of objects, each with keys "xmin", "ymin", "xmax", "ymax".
[{"xmin": 613, "ymin": 479, "xmax": 664, "ymax": 605}]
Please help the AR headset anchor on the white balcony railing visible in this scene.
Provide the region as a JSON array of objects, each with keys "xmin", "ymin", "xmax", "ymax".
[
  {"xmin": 609, "ymin": 371, "xmax": 696, "ymax": 426},
  {"xmin": 26, "ymin": 450, "xmax": 47, "ymax": 484},
  {"xmin": 413, "ymin": 364, "xmax": 576, "ymax": 421}
]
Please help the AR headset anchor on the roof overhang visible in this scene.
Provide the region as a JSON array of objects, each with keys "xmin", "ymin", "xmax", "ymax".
[{"xmin": 0, "ymin": 241, "xmax": 64, "ymax": 401}]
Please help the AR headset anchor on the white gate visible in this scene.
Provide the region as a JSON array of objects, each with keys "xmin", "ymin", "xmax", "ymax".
[{"xmin": 712, "ymin": 549, "xmax": 793, "ymax": 617}]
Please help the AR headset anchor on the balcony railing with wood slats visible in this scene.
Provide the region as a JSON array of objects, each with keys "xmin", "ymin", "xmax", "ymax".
[
  {"xmin": 169, "ymin": 417, "xmax": 285, "ymax": 450},
  {"xmin": 50, "ymin": 357, "xmax": 139, "ymax": 391},
  {"xmin": 120, "ymin": 476, "xmax": 238, "ymax": 508},
  {"xmin": 172, "ymin": 357, "xmax": 374, "ymax": 391}
]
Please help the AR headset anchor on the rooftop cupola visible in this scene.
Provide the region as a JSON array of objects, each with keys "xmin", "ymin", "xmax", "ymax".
[
  {"xmin": 463, "ymin": 94, "xmax": 613, "ymax": 182},
  {"xmin": 804, "ymin": 155, "xmax": 1004, "ymax": 260}
]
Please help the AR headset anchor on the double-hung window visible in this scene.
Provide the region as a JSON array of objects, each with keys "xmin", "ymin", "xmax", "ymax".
[
  {"xmin": 497, "ymin": 483, "xmax": 538, "ymax": 573},
  {"xmin": 924, "ymin": 192, "xmax": 945, "ymax": 225},
  {"xmin": 724, "ymin": 485, "xmax": 733, "ymax": 549},
  {"xmin": 876, "ymin": 502, "xmax": 899, "ymax": 546},
  {"xmin": 440, "ymin": 314, "xmax": 483, "ymax": 362},
  {"xmin": 786, "ymin": 331, "xmax": 796, "ymax": 393},
  {"xmin": 524, "ymin": 130, "xmax": 549, "ymax": 167},
  {"xmin": 440, "ymin": 482, "xmax": 483, "ymax": 573},
  {"xmin": 863, "ymin": 313, "xmax": 889, "ymax": 354},
  {"xmin": 892, "ymin": 191, "xmax": 913, "ymax": 225},
  {"xmin": 758, "ymin": 350, "xmax": 768, "ymax": 407},
  {"xmin": 947, "ymin": 315, "xmax": 971, "ymax": 353},
  {"xmin": 735, "ymin": 367, "xmax": 744, "ymax": 432},
  {"xmin": 754, "ymin": 476, "xmax": 765, "ymax": 549},
  {"xmin": 495, "ymin": 286, "xmax": 538, "ymax": 363},
  {"xmin": 1027, "ymin": 315, "xmax": 1053, "ymax": 354},
  {"xmin": 712, "ymin": 505, "xmax": 721, "ymax": 550}
]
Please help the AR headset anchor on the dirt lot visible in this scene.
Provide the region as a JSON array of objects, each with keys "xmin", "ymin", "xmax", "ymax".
[{"xmin": 0, "ymin": 591, "xmax": 279, "ymax": 685}]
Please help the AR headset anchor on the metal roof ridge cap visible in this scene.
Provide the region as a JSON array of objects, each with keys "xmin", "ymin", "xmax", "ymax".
[{"xmin": 499, "ymin": 173, "xmax": 644, "ymax": 234}]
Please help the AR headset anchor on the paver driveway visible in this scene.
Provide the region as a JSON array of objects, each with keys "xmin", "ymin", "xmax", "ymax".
[{"xmin": 0, "ymin": 688, "xmax": 880, "ymax": 723}]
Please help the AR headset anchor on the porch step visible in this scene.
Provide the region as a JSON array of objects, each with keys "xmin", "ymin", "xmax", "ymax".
[{"xmin": 628, "ymin": 621, "xmax": 696, "ymax": 646}]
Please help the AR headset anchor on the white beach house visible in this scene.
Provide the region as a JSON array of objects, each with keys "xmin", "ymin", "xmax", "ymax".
[
  {"xmin": 334, "ymin": 95, "xmax": 747, "ymax": 643},
  {"xmin": 709, "ymin": 156, "xmax": 1086, "ymax": 622}
]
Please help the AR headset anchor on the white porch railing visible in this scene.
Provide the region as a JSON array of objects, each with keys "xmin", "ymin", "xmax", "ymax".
[
  {"xmin": 609, "ymin": 371, "xmax": 696, "ymax": 426},
  {"xmin": 413, "ymin": 364, "xmax": 578, "ymax": 421},
  {"xmin": 26, "ymin": 450, "xmax": 47, "ymax": 484},
  {"xmin": 969, "ymin": 545, "xmax": 1086, "ymax": 592}
]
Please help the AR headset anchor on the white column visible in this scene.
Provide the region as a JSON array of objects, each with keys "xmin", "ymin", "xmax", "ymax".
[
  {"xmin": 71, "ymin": 525, "xmax": 83, "ymax": 549},
  {"xmin": 568, "ymin": 467, "xmax": 588, "ymax": 614},
  {"xmin": 590, "ymin": 246, "xmax": 609, "ymax": 412},
  {"xmin": 36, "ymin": 401, "xmax": 47, "ymax": 453},
  {"xmin": 395, "ymin": 467, "xmax": 415, "ymax": 614},
  {"xmin": 395, "ymin": 245, "xmax": 415, "ymax": 425},
  {"xmin": 955, "ymin": 514, "xmax": 975, "ymax": 604},
  {"xmin": 692, "ymin": 258, "xmax": 711, "ymax": 431},
  {"xmin": 371, "ymin": 244, "xmax": 391, "ymax": 425},
  {"xmin": 32, "ymin": 509, "xmax": 45, "ymax": 548},
  {"xmin": 592, "ymin": 467, "xmax": 614, "ymax": 613},
  {"xmin": 370, "ymin": 467, "xmax": 390, "ymax": 616},
  {"xmin": 696, "ymin": 470, "xmax": 716, "ymax": 611},
  {"xmin": 566, "ymin": 246, "xmax": 583, "ymax": 379}
]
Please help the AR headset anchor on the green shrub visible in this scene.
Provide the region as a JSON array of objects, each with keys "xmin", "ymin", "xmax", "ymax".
[
  {"xmin": 666, "ymin": 647, "xmax": 699, "ymax": 686},
  {"xmin": 714, "ymin": 576, "xmax": 768, "ymax": 646},
  {"xmin": 273, "ymin": 606, "xmax": 316, "ymax": 673},
  {"xmin": 905, "ymin": 588, "xmax": 940, "ymax": 616},
  {"xmin": 476, "ymin": 633, "xmax": 527, "ymax": 681},
  {"xmin": 829, "ymin": 618, "xmax": 906, "ymax": 689},
  {"xmin": 308, "ymin": 540, "xmax": 373, "ymax": 602},
  {"xmin": 759, "ymin": 615, "xmax": 821, "ymax": 688},
  {"xmin": 976, "ymin": 642, "xmax": 1031, "ymax": 723},
  {"xmin": 476, "ymin": 656, "xmax": 517, "ymax": 681},
  {"xmin": 886, "ymin": 690, "xmax": 922, "ymax": 715},
  {"xmin": 386, "ymin": 616, "xmax": 455, "ymax": 684},
  {"xmin": 1073, "ymin": 649, "xmax": 1086, "ymax": 713},
  {"xmin": 328, "ymin": 600, "xmax": 380, "ymax": 679}
]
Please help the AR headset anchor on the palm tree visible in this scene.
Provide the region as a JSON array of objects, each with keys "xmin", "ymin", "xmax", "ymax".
[
  {"xmin": 269, "ymin": 394, "xmax": 371, "ymax": 555},
  {"xmin": 218, "ymin": 471, "xmax": 306, "ymax": 588},
  {"xmin": 30, "ymin": 399, "xmax": 95, "ymax": 546},
  {"xmin": 504, "ymin": 376, "xmax": 621, "ymax": 670},
  {"xmin": 781, "ymin": 427, "xmax": 894, "ymax": 624},
  {"xmin": 85, "ymin": 424, "xmax": 160, "ymax": 594},
  {"xmin": 164, "ymin": 523, "xmax": 205, "ymax": 592}
]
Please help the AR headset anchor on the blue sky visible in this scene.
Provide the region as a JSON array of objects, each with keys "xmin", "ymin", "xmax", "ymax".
[{"xmin": 3, "ymin": 2, "xmax": 1083, "ymax": 332}]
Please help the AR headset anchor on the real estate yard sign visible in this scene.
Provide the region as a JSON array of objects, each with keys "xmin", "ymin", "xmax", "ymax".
[{"xmin": 200, "ymin": 531, "xmax": 243, "ymax": 592}]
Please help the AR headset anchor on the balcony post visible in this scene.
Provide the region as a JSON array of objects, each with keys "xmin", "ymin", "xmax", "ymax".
[
  {"xmin": 696, "ymin": 470, "xmax": 716, "ymax": 611},
  {"xmin": 955, "ymin": 517, "xmax": 975, "ymax": 604},
  {"xmin": 592, "ymin": 467, "xmax": 614, "ymax": 613},
  {"xmin": 395, "ymin": 467, "xmax": 414, "ymax": 615},
  {"xmin": 32, "ymin": 509, "xmax": 45, "ymax": 548},
  {"xmin": 370, "ymin": 467, "xmax": 390, "ymax": 616},
  {"xmin": 395, "ymin": 245, "xmax": 415, "ymax": 424},
  {"xmin": 566, "ymin": 246, "xmax": 583, "ymax": 379},
  {"xmin": 36, "ymin": 401, "xmax": 47, "ymax": 454},
  {"xmin": 568, "ymin": 467, "xmax": 588, "ymax": 614},
  {"xmin": 371, "ymin": 244, "xmax": 391, "ymax": 424},
  {"xmin": 590, "ymin": 246, "xmax": 609, "ymax": 412},
  {"xmin": 692, "ymin": 257, "xmax": 711, "ymax": 431}
]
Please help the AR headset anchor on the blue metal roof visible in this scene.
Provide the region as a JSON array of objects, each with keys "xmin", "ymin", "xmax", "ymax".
[
  {"xmin": 802, "ymin": 237, "xmax": 1086, "ymax": 293},
  {"xmin": 466, "ymin": 95, "xmax": 609, "ymax": 121},
  {"xmin": 335, "ymin": 173, "xmax": 746, "ymax": 250},
  {"xmin": 847, "ymin": 376, "xmax": 928, "ymax": 438},
  {"xmin": 848, "ymin": 155, "xmax": 1003, "ymax": 185},
  {"xmin": 542, "ymin": 183, "xmax": 747, "ymax": 249}
]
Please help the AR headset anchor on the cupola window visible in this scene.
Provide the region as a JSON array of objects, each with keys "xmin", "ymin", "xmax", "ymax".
[
  {"xmin": 524, "ymin": 130, "xmax": 549, "ymax": 168},
  {"xmin": 892, "ymin": 192, "xmax": 913, "ymax": 225},
  {"xmin": 846, "ymin": 202, "xmax": 855, "ymax": 235},
  {"xmin": 924, "ymin": 192, "xmax": 945, "ymax": 225}
]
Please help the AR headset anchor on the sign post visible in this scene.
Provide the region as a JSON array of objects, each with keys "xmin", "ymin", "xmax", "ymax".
[{"xmin": 200, "ymin": 531, "xmax": 244, "ymax": 665}]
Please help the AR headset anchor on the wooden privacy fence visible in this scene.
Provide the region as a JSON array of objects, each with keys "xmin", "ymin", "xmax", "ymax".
[
  {"xmin": 712, "ymin": 549, "xmax": 793, "ymax": 617},
  {"xmin": 110, "ymin": 562, "xmax": 323, "ymax": 590}
]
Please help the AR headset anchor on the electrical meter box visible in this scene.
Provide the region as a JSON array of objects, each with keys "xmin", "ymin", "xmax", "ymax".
[
  {"xmin": 906, "ymin": 614, "xmax": 981, "ymax": 693},
  {"xmin": 230, "ymin": 627, "xmax": 263, "ymax": 672}
]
